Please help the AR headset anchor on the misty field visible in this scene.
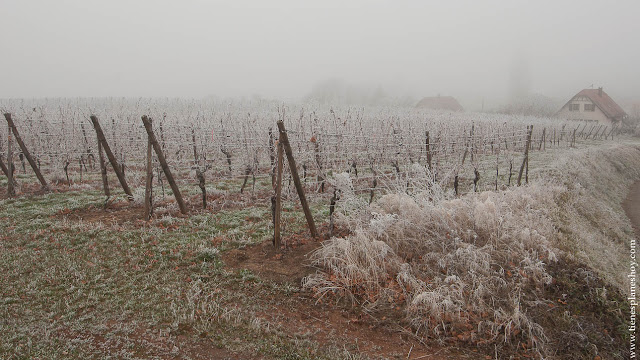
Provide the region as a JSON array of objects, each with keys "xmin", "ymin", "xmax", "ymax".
[{"xmin": 0, "ymin": 100, "xmax": 638, "ymax": 359}]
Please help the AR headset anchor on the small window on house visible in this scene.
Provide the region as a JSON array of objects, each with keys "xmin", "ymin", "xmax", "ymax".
[
  {"xmin": 584, "ymin": 104, "xmax": 595, "ymax": 111},
  {"xmin": 570, "ymin": 103, "xmax": 580, "ymax": 111}
]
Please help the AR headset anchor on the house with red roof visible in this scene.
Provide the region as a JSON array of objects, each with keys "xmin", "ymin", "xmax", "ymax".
[{"xmin": 556, "ymin": 87, "xmax": 627, "ymax": 126}]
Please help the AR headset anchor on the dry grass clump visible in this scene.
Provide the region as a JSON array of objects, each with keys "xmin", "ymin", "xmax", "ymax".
[
  {"xmin": 304, "ymin": 143, "xmax": 640, "ymax": 357},
  {"xmin": 306, "ymin": 180, "xmax": 558, "ymax": 354}
]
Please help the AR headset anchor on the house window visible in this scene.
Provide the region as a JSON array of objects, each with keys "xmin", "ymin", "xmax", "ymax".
[
  {"xmin": 584, "ymin": 103, "xmax": 595, "ymax": 111},
  {"xmin": 570, "ymin": 103, "xmax": 580, "ymax": 111}
]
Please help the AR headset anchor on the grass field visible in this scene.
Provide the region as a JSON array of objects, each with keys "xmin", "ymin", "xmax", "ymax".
[{"xmin": 1, "ymin": 138, "xmax": 639, "ymax": 359}]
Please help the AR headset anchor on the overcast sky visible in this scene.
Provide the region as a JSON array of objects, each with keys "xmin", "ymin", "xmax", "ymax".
[{"xmin": 1, "ymin": 0, "xmax": 638, "ymax": 106}]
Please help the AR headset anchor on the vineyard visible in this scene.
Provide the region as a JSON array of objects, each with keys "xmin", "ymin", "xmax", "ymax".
[
  {"xmin": 0, "ymin": 98, "xmax": 619, "ymax": 226},
  {"xmin": 0, "ymin": 98, "xmax": 636, "ymax": 359}
]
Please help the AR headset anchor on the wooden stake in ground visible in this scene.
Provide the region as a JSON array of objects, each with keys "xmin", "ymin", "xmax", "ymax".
[
  {"xmin": 4, "ymin": 113, "xmax": 49, "ymax": 190},
  {"xmin": 97, "ymin": 140, "xmax": 110, "ymax": 201},
  {"xmin": 90, "ymin": 115, "xmax": 133, "ymax": 201},
  {"xmin": 144, "ymin": 129, "xmax": 153, "ymax": 221},
  {"xmin": 425, "ymin": 131, "xmax": 432, "ymax": 172},
  {"xmin": 277, "ymin": 120, "xmax": 318, "ymax": 239},
  {"xmin": 0, "ymin": 156, "xmax": 8, "ymax": 178},
  {"xmin": 141, "ymin": 115, "xmax": 187, "ymax": 215},
  {"xmin": 196, "ymin": 169, "xmax": 206, "ymax": 209},
  {"xmin": 273, "ymin": 142, "xmax": 284, "ymax": 248},
  {"xmin": 6, "ymin": 130, "xmax": 15, "ymax": 197},
  {"xmin": 517, "ymin": 125, "xmax": 533, "ymax": 186}
]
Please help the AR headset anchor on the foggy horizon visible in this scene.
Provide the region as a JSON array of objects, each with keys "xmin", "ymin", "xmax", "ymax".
[{"xmin": 2, "ymin": 0, "xmax": 639, "ymax": 110}]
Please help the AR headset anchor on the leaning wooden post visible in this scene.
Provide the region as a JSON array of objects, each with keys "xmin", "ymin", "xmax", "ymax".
[
  {"xmin": 4, "ymin": 113, "xmax": 49, "ymax": 190},
  {"xmin": 144, "ymin": 121, "xmax": 153, "ymax": 221},
  {"xmin": 273, "ymin": 142, "xmax": 284, "ymax": 248},
  {"xmin": 90, "ymin": 115, "xmax": 133, "ymax": 201},
  {"xmin": 517, "ymin": 125, "xmax": 533, "ymax": 186},
  {"xmin": 277, "ymin": 120, "xmax": 318, "ymax": 239},
  {"xmin": 141, "ymin": 115, "xmax": 187, "ymax": 215}
]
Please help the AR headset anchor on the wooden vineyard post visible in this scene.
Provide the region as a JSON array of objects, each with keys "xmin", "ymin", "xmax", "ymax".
[
  {"xmin": 141, "ymin": 115, "xmax": 187, "ymax": 215},
  {"xmin": 196, "ymin": 170, "xmax": 206, "ymax": 209},
  {"xmin": 97, "ymin": 140, "xmax": 110, "ymax": 200},
  {"xmin": 572, "ymin": 129, "xmax": 576, "ymax": 147},
  {"xmin": 608, "ymin": 125, "xmax": 616, "ymax": 140},
  {"xmin": 268, "ymin": 128, "xmax": 276, "ymax": 188},
  {"xmin": 90, "ymin": 115, "xmax": 133, "ymax": 201},
  {"xmin": 0, "ymin": 156, "xmax": 8, "ymax": 178},
  {"xmin": 454, "ymin": 174, "xmax": 459, "ymax": 197},
  {"xmin": 273, "ymin": 142, "xmax": 284, "ymax": 248},
  {"xmin": 517, "ymin": 125, "xmax": 533, "ymax": 186},
  {"xmin": 425, "ymin": 131, "xmax": 432, "ymax": 172},
  {"xmin": 277, "ymin": 120, "xmax": 318, "ymax": 239},
  {"xmin": 144, "ymin": 123, "xmax": 153, "ymax": 221},
  {"xmin": 4, "ymin": 113, "xmax": 49, "ymax": 191},
  {"xmin": 6, "ymin": 128, "xmax": 15, "ymax": 197},
  {"xmin": 539, "ymin": 128, "xmax": 546, "ymax": 151}
]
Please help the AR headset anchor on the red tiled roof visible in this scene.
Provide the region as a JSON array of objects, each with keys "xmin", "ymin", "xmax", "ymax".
[
  {"xmin": 416, "ymin": 96, "xmax": 464, "ymax": 112},
  {"xmin": 574, "ymin": 89, "xmax": 627, "ymax": 120}
]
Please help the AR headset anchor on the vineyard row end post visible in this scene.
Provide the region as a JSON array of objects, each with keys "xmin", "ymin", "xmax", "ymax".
[
  {"xmin": 273, "ymin": 141, "xmax": 284, "ymax": 248},
  {"xmin": 97, "ymin": 140, "xmax": 111, "ymax": 203},
  {"xmin": 141, "ymin": 115, "xmax": 187, "ymax": 215},
  {"xmin": 90, "ymin": 115, "xmax": 134, "ymax": 201},
  {"xmin": 6, "ymin": 129, "xmax": 15, "ymax": 197},
  {"xmin": 276, "ymin": 120, "xmax": 318, "ymax": 239},
  {"xmin": 144, "ymin": 119, "xmax": 153, "ymax": 220},
  {"xmin": 517, "ymin": 125, "xmax": 533, "ymax": 186},
  {"xmin": 4, "ymin": 113, "xmax": 49, "ymax": 191}
]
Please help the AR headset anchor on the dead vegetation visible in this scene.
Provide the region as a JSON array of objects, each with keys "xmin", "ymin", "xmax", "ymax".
[{"xmin": 304, "ymin": 143, "xmax": 640, "ymax": 359}]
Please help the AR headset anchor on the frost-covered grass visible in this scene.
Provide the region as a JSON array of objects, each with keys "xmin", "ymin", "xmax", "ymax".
[
  {"xmin": 0, "ymin": 189, "xmax": 345, "ymax": 359},
  {"xmin": 304, "ymin": 139, "xmax": 640, "ymax": 359}
]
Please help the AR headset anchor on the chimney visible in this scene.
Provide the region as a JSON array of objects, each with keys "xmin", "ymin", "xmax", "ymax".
[{"xmin": 598, "ymin": 87, "xmax": 603, "ymax": 96}]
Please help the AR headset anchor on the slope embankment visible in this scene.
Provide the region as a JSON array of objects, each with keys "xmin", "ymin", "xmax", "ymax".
[{"xmin": 624, "ymin": 180, "xmax": 640, "ymax": 236}]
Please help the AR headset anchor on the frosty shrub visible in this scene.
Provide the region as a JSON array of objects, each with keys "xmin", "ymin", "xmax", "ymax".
[{"xmin": 304, "ymin": 144, "xmax": 640, "ymax": 356}]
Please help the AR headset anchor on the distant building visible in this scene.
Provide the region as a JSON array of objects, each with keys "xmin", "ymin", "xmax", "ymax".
[
  {"xmin": 556, "ymin": 87, "xmax": 627, "ymax": 126},
  {"xmin": 416, "ymin": 96, "xmax": 464, "ymax": 112}
]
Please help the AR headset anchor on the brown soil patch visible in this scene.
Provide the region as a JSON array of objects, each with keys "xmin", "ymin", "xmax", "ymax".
[
  {"xmin": 258, "ymin": 294, "xmax": 469, "ymax": 359},
  {"xmin": 223, "ymin": 223, "xmax": 350, "ymax": 284}
]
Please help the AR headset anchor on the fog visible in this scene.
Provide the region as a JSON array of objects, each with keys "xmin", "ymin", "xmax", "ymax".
[{"xmin": 1, "ymin": 0, "xmax": 639, "ymax": 110}]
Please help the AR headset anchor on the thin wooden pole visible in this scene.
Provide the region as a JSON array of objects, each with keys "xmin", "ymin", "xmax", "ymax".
[
  {"xmin": 4, "ymin": 113, "xmax": 49, "ymax": 190},
  {"xmin": 277, "ymin": 120, "xmax": 318, "ymax": 238},
  {"xmin": 273, "ymin": 142, "xmax": 284, "ymax": 248},
  {"xmin": 517, "ymin": 125, "xmax": 533, "ymax": 186},
  {"xmin": 0, "ymin": 156, "xmax": 8, "ymax": 178},
  {"xmin": 7, "ymin": 129, "xmax": 15, "ymax": 197},
  {"xmin": 144, "ymin": 129, "xmax": 153, "ymax": 220},
  {"xmin": 97, "ymin": 140, "xmax": 110, "ymax": 199},
  {"xmin": 90, "ymin": 115, "xmax": 133, "ymax": 201},
  {"xmin": 426, "ymin": 131, "xmax": 432, "ymax": 172},
  {"xmin": 141, "ymin": 115, "xmax": 187, "ymax": 215}
]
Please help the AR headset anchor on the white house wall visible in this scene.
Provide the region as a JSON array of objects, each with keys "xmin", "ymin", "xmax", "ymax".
[{"xmin": 556, "ymin": 96, "xmax": 612, "ymax": 126}]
